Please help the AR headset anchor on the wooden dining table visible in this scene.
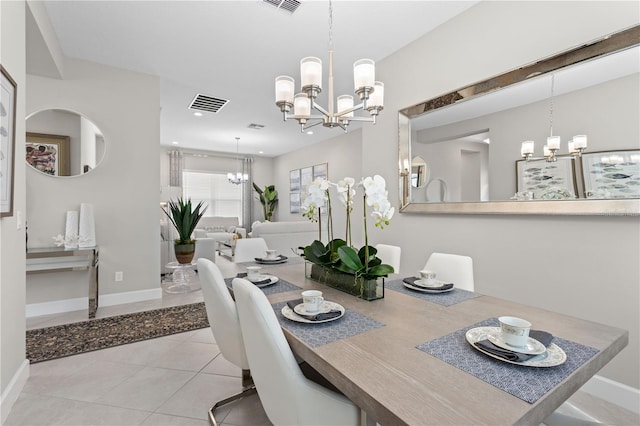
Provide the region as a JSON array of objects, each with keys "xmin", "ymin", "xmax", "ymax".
[{"xmin": 247, "ymin": 261, "xmax": 628, "ymax": 426}]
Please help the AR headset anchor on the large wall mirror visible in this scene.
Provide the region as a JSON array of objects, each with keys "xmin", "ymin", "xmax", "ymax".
[
  {"xmin": 399, "ymin": 25, "xmax": 639, "ymax": 215},
  {"xmin": 26, "ymin": 109, "xmax": 105, "ymax": 177}
]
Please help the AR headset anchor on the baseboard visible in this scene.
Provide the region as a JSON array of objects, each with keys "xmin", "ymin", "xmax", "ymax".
[
  {"xmin": 0, "ymin": 359, "xmax": 29, "ymax": 423},
  {"xmin": 581, "ymin": 374, "xmax": 640, "ymax": 414},
  {"xmin": 99, "ymin": 288, "xmax": 162, "ymax": 307},
  {"xmin": 26, "ymin": 288, "xmax": 162, "ymax": 318}
]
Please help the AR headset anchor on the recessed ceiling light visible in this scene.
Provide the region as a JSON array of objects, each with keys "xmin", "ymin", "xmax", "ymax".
[
  {"xmin": 172, "ymin": 141, "xmax": 179, "ymax": 145},
  {"xmin": 258, "ymin": 151, "xmax": 264, "ymax": 154},
  {"xmin": 306, "ymin": 131, "xmax": 313, "ymax": 135},
  {"xmin": 193, "ymin": 112, "xmax": 203, "ymax": 117}
]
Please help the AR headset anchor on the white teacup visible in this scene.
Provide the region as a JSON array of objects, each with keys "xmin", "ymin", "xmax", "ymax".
[
  {"xmin": 301, "ymin": 290, "xmax": 324, "ymax": 313},
  {"xmin": 246, "ymin": 266, "xmax": 262, "ymax": 281},
  {"xmin": 265, "ymin": 249, "xmax": 277, "ymax": 260},
  {"xmin": 419, "ymin": 269, "xmax": 437, "ymax": 284},
  {"xmin": 499, "ymin": 316, "xmax": 531, "ymax": 347}
]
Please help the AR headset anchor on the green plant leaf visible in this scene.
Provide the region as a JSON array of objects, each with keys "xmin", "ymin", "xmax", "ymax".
[
  {"xmin": 338, "ymin": 246, "xmax": 363, "ymax": 271},
  {"xmin": 369, "ymin": 264, "xmax": 394, "ymax": 276}
]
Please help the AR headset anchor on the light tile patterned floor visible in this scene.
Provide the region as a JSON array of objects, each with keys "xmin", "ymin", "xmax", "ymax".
[{"xmin": 11, "ymin": 257, "xmax": 639, "ymax": 425}]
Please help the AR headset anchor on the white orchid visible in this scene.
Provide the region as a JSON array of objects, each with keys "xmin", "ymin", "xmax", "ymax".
[
  {"xmin": 335, "ymin": 177, "xmax": 356, "ymax": 211},
  {"xmin": 301, "ymin": 178, "xmax": 329, "ymax": 222}
]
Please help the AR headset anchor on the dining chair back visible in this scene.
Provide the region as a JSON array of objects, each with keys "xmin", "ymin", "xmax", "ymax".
[
  {"xmin": 233, "ymin": 237, "xmax": 269, "ymax": 263},
  {"xmin": 374, "ymin": 243, "xmax": 401, "ymax": 274},
  {"xmin": 197, "ymin": 258, "xmax": 256, "ymax": 424},
  {"xmin": 232, "ymin": 277, "xmax": 360, "ymax": 426},
  {"xmin": 424, "ymin": 252, "xmax": 474, "ymax": 291}
]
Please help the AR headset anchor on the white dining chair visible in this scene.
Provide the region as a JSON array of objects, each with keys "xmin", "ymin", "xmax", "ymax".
[
  {"xmin": 374, "ymin": 243, "xmax": 401, "ymax": 274},
  {"xmin": 232, "ymin": 277, "xmax": 361, "ymax": 426},
  {"xmin": 233, "ymin": 237, "xmax": 269, "ymax": 263},
  {"xmin": 197, "ymin": 258, "xmax": 256, "ymax": 425},
  {"xmin": 424, "ymin": 252, "xmax": 474, "ymax": 291}
]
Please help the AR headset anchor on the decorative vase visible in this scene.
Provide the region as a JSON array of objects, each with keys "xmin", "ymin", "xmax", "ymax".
[
  {"xmin": 305, "ymin": 261, "xmax": 384, "ymax": 301},
  {"xmin": 174, "ymin": 242, "xmax": 196, "ymax": 264}
]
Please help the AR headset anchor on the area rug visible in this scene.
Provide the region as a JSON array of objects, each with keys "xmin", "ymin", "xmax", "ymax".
[{"xmin": 26, "ymin": 302, "xmax": 209, "ymax": 363}]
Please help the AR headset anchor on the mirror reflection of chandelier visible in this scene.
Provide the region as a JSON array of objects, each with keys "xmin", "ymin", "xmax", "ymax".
[
  {"xmin": 520, "ymin": 74, "xmax": 587, "ymax": 162},
  {"xmin": 227, "ymin": 137, "xmax": 248, "ymax": 185},
  {"xmin": 274, "ymin": 0, "xmax": 384, "ymax": 132}
]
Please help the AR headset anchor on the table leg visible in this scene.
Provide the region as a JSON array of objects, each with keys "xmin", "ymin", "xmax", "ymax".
[{"xmin": 88, "ymin": 249, "xmax": 99, "ymax": 319}]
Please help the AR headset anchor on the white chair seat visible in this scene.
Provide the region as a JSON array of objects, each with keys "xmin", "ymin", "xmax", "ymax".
[{"xmin": 233, "ymin": 277, "xmax": 360, "ymax": 425}]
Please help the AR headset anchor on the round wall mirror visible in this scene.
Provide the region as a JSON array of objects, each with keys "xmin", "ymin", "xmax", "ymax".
[{"xmin": 26, "ymin": 109, "xmax": 105, "ymax": 177}]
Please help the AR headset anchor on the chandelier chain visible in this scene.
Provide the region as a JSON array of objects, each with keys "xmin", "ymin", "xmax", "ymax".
[
  {"xmin": 549, "ymin": 74, "xmax": 555, "ymax": 137},
  {"xmin": 328, "ymin": 0, "xmax": 333, "ymax": 50}
]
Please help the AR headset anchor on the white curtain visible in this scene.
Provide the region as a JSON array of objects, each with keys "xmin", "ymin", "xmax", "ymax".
[
  {"xmin": 242, "ymin": 157, "xmax": 254, "ymax": 227},
  {"xmin": 169, "ymin": 150, "xmax": 183, "ymax": 187}
]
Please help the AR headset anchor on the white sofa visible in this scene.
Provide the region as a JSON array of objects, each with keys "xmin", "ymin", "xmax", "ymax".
[{"xmin": 249, "ymin": 221, "xmax": 319, "ymax": 257}]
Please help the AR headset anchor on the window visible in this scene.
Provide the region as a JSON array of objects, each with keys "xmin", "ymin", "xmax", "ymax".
[{"xmin": 182, "ymin": 171, "xmax": 242, "ymax": 220}]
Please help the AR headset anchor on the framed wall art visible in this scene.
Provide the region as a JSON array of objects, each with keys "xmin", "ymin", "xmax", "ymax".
[
  {"xmin": 26, "ymin": 132, "xmax": 71, "ymax": 176},
  {"xmin": 580, "ymin": 150, "xmax": 640, "ymax": 199},
  {"xmin": 290, "ymin": 169, "xmax": 301, "ymax": 191},
  {"xmin": 1, "ymin": 65, "xmax": 17, "ymax": 217},
  {"xmin": 313, "ymin": 162, "xmax": 328, "ymax": 180},
  {"xmin": 516, "ymin": 156, "xmax": 577, "ymax": 200},
  {"xmin": 290, "ymin": 192, "xmax": 301, "ymax": 214}
]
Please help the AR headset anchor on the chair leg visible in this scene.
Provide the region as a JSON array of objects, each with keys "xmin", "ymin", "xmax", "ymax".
[{"xmin": 208, "ymin": 370, "xmax": 257, "ymax": 426}]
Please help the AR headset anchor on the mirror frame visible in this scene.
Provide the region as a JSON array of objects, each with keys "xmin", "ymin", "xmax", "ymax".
[{"xmin": 399, "ymin": 25, "xmax": 640, "ymax": 216}]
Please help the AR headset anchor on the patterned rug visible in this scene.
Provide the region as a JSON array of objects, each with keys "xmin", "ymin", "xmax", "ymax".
[{"xmin": 26, "ymin": 302, "xmax": 209, "ymax": 363}]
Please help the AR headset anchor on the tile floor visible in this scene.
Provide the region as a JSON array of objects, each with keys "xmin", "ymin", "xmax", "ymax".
[{"xmin": 9, "ymin": 257, "xmax": 640, "ymax": 425}]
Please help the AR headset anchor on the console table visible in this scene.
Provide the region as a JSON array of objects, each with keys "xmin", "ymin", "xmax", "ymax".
[{"xmin": 26, "ymin": 246, "xmax": 99, "ymax": 318}]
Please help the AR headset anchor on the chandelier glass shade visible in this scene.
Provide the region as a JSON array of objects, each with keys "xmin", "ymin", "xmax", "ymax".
[
  {"xmin": 227, "ymin": 137, "xmax": 248, "ymax": 185},
  {"xmin": 274, "ymin": 1, "xmax": 384, "ymax": 132}
]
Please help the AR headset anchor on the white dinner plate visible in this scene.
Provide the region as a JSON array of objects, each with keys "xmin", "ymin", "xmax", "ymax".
[
  {"xmin": 414, "ymin": 278, "xmax": 450, "ymax": 288},
  {"xmin": 247, "ymin": 274, "xmax": 279, "ymax": 288},
  {"xmin": 255, "ymin": 257, "xmax": 288, "ymax": 265},
  {"xmin": 402, "ymin": 281, "xmax": 454, "ymax": 293},
  {"xmin": 281, "ymin": 301, "xmax": 345, "ymax": 324},
  {"xmin": 487, "ymin": 329, "xmax": 547, "ymax": 355},
  {"xmin": 465, "ymin": 326, "xmax": 567, "ymax": 367}
]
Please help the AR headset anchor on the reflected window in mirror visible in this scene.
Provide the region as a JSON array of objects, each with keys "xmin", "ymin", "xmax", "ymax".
[{"xmin": 26, "ymin": 109, "xmax": 105, "ymax": 177}]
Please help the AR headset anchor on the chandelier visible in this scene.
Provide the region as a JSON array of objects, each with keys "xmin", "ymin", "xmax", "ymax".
[
  {"xmin": 227, "ymin": 137, "xmax": 248, "ymax": 185},
  {"xmin": 274, "ymin": 0, "xmax": 384, "ymax": 132},
  {"xmin": 521, "ymin": 74, "xmax": 587, "ymax": 162}
]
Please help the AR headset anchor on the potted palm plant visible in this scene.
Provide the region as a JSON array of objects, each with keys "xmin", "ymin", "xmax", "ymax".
[
  {"xmin": 253, "ymin": 183, "xmax": 278, "ymax": 221},
  {"xmin": 163, "ymin": 198, "xmax": 207, "ymax": 264}
]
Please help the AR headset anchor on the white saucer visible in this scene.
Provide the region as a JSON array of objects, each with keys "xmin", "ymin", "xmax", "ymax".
[
  {"xmin": 487, "ymin": 330, "xmax": 546, "ymax": 355},
  {"xmin": 294, "ymin": 303, "xmax": 329, "ymax": 316},
  {"xmin": 465, "ymin": 326, "xmax": 566, "ymax": 367},
  {"xmin": 402, "ymin": 281, "xmax": 454, "ymax": 293},
  {"xmin": 281, "ymin": 301, "xmax": 345, "ymax": 324},
  {"xmin": 247, "ymin": 274, "xmax": 279, "ymax": 288}
]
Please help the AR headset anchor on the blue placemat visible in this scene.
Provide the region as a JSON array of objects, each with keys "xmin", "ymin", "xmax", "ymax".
[
  {"xmin": 386, "ymin": 278, "xmax": 481, "ymax": 306},
  {"xmin": 272, "ymin": 301, "xmax": 385, "ymax": 348},
  {"xmin": 224, "ymin": 276, "xmax": 301, "ymax": 296},
  {"xmin": 416, "ymin": 318, "xmax": 599, "ymax": 404}
]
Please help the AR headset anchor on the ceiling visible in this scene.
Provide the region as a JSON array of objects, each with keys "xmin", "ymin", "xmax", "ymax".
[{"xmin": 33, "ymin": 0, "xmax": 478, "ymax": 157}]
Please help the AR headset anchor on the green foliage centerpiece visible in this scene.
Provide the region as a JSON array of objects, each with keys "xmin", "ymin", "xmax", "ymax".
[
  {"xmin": 163, "ymin": 198, "xmax": 207, "ymax": 264},
  {"xmin": 301, "ymin": 175, "xmax": 394, "ymax": 300}
]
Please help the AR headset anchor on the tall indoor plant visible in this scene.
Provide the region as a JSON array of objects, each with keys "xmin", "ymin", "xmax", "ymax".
[
  {"xmin": 253, "ymin": 182, "xmax": 278, "ymax": 221},
  {"xmin": 301, "ymin": 175, "xmax": 394, "ymax": 300},
  {"xmin": 163, "ymin": 197, "xmax": 207, "ymax": 264}
]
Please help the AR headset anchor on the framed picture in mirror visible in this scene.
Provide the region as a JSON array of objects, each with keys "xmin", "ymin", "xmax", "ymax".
[
  {"xmin": 581, "ymin": 150, "xmax": 640, "ymax": 199},
  {"xmin": 1, "ymin": 65, "xmax": 17, "ymax": 217},
  {"xmin": 516, "ymin": 157, "xmax": 578, "ymax": 200},
  {"xmin": 26, "ymin": 132, "xmax": 70, "ymax": 176}
]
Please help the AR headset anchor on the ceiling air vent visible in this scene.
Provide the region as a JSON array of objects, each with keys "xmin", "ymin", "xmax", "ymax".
[
  {"xmin": 189, "ymin": 94, "xmax": 229, "ymax": 114},
  {"xmin": 263, "ymin": 0, "xmax": 301, "ymax": 14},
  {"xmin": 248, "ymin": 123, "xmax": 265, "ymax": 130}
]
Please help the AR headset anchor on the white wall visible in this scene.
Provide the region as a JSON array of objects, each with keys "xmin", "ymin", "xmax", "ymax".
[
  {"xmin": 362, "ymin": 1, "xmax": 639, "ymax": 389},
  {"xmin": 273, "ymin": 129, "xmax": 367, "ymax": 246},
  {"xmin": 1, "ymin": 0, "xmax": 28, "ymax": 420},
  {"xmin": 25, "ymin": 58, "xmax": 160, "ymax": 304}
]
